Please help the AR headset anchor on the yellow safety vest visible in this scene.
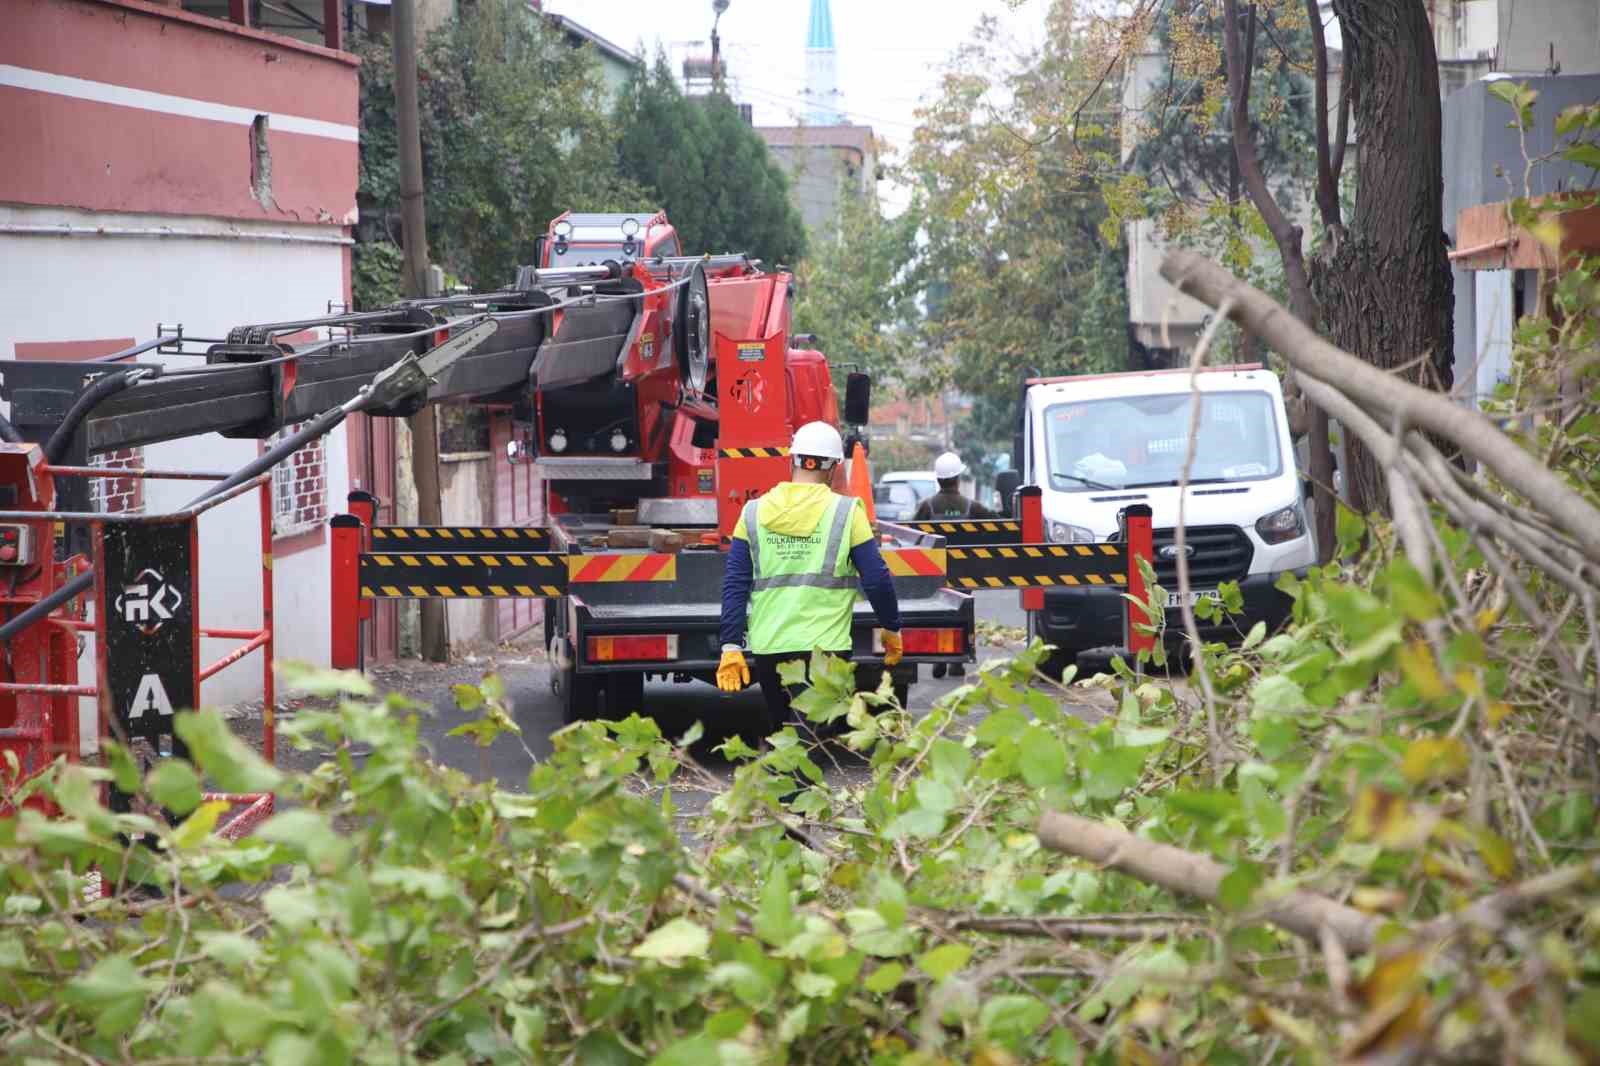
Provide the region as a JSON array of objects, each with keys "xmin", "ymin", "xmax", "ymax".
[{"xmin": 745, "ymin": 493, "xmax": 859, "ymax": 655}]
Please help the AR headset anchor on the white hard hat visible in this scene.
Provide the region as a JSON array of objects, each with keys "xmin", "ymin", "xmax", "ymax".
[
  {"xmin": 791, "ymin": 421, "xmax": 845, "ymax": 462},
  {"xmin": 934, "ymin": 451, "xmax": 966, "ymax": 479}
]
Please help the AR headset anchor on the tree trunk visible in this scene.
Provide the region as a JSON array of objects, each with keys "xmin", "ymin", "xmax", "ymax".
[
  {"xmin": 1220, "ymin": 0, "xmax": 1337, "ymax": 561},
  {"xmin": 1314, "ymin": 0, "xmax": 1454, "ymax": 516}
]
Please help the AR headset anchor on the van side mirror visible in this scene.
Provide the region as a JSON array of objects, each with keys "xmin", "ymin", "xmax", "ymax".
[
  {"xmin": 994, "ymin": 469, "xmax": 1022, "ymax": 516},
  {"xmin": 844, "ymin": 373, "xmax": 871, "ymax": 426}
]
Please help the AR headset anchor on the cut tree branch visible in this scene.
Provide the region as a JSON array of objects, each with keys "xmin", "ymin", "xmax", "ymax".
[
  {"xmin": 1038, "ymin": 809, "xmax": 1382, "ymax": 952},
  {"xmin": 1160, "ymin": 251, "xmax": 1600, "ymax": 566}
]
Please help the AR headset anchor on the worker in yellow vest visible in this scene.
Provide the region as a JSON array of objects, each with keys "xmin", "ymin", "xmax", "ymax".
[{"xmin": 716, "ymin": 421, "xmax": 903, "ymax": 738}]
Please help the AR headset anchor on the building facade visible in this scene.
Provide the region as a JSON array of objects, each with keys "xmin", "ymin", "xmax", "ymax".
[{"xmin": 1, "ymin": 0, "xmax": 361, "ymax": 719}]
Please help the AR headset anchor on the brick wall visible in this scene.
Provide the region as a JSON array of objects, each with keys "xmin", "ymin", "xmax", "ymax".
[
  {"xmin": 90, "ymin": 447, "xmax": 144, "ymax": 513},
  {"xmin": 270, "ymin": 426, "xmax": 328, "ymax": 537}
]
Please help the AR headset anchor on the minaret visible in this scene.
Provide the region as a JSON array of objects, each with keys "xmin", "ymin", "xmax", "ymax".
[{"xmin": 805, "ymin": 0, "xmax": 841, "ymax": 125}]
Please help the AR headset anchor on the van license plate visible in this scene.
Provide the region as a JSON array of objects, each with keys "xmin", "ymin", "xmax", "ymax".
[{"xmin": 1165, "ymin": 589, "xmax": 1221, "ymax": 609}]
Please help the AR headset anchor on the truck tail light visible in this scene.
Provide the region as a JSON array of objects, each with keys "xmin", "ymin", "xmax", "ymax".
[
  {"xmin": 878, "ymin": 628, "xmax": 964, "ymax": 655},
  {"xmin": 587, "ymin": 635, "xmax": 678, "ymax": 662}
]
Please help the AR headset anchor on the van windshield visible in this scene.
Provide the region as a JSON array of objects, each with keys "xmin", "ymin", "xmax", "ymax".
[{"xmin": 1043, "ymin": 390, "xmax": 1282, "ymax": 491}]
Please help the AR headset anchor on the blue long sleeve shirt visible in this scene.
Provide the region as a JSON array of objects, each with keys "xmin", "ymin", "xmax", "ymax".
[{"xmin": 719, "ymin": 536, "xmax": 902, "ymax": 649}]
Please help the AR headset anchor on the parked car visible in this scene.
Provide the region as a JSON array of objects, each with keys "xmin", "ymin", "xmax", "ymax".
[
  {"xmin": 875, "ymin": 470, "xmax": 939, "ymax": 521},
  {"xmin": 874, "ymin": 481, "xmax": 919, "ymax": 521}
]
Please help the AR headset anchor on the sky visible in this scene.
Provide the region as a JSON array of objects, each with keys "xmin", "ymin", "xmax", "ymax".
[{"xmin": 542, "ymin": 0, "xmax": 1054, "ymax": 164}]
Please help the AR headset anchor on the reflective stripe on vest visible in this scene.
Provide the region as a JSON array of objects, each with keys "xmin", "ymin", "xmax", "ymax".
[{"xmin": 747, "ymin": 496, "xmax": 855, "ymax": 592}]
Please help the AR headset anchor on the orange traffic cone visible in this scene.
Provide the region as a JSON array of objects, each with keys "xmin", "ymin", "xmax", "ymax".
[{"xmin": 848, "ymin": 440, "xmax": 876, "ymax": 525}]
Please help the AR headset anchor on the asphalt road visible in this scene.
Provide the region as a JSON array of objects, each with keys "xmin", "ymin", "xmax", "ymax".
[{"xmin": 275, "ymin": 595, "xmax": 1039, "ymax": 790}]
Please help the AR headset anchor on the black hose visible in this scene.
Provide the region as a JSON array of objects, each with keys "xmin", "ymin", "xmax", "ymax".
[
  {"xmin": 43, "ymin": 370, "xmax": 142, "ymax": 464},
  {"xmin": 0, "ymin": 408, "xmax": 22, "ymax": 444},
  {"xmin": 0, "ymin": 570, "xmax": 93, "ymax": 645}
]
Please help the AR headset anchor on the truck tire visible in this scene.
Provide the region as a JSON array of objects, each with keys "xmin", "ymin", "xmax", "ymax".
[
  {"xmin": 1028, "ymin": 612, "xmax": 1078, "ymax": 682},
  {"xmin": 553, "ymin": 636, "xmax": 600, "ymax": 725}
]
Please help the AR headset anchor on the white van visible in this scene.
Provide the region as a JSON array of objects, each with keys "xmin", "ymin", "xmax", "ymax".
[{"xmin": 1018, "ymin": 363, "xmax": 1315, "ymax": 671}]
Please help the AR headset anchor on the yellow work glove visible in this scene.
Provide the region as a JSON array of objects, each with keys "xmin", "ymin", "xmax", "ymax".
[
  {"xmin": 882, "ymin": 630, "xmax": 903, "ymax": 668},
  {"xmin": 716, "ymin": 648, "xmax": 751, "ymax": 692}
]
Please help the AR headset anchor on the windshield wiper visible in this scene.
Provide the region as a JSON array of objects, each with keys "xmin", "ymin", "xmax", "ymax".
[
  {"xmin": 1123, "ymin": 477, "xmax": 1231, "ymax": 489},
  {"xmin": 1055, "ymin": 473, "xmax": 1120, "ymax": 491}
]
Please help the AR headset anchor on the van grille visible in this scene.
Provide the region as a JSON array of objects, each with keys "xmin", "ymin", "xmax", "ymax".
[{"xmin": 1152, "ymin": 525, "xmax": 1253, "ymax": 587}]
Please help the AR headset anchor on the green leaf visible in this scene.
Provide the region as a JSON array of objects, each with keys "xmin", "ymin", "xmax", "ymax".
[
  {"xmin": 975, "ymin": 705, "xmax": 1030, "ymax": 746},
  {"xmin": 979, "ymin": 994, "xmax": 1050, "ymax": 1040},
  {"xmin": 793, "ymin": 971, "xmax": 837, "ymax": 998},
  {"xmin": 1335, "ymin": 503, "xmax": 1366, "ymax": 556},
  {"xmin": 916, "ymin": 942, "xmax": 972, "ymax": 980},
  {"xmin": 863, "ymin": 961, "xmax": 905, "ymax": 993},
  {"xmin": 174, "ymin": 710, "xmax": 283, "ymax": 793},
  {"xmin": 146, "ymin": 759, "xmax": 204, "ymax": 816},
  {"xmin": 928, "ymin": 737, "xmax": 973, "ymax": 785},
  {"xmin": 104, "ymin": 740, "xmax": 143, "ymax": 794},
  {"xmin": 172, "ymin": 799, "xmax": 231, "ymax": 849},
  {"xmin": 1562, "ymin": 142, "xmax": 1600, "ymax": 170},
  {"xmin": 703, "ymin": 1007, "xmax": 750, "ymax": 1039},
  {"xmin": 198, "ymin": 931, "xmax": 263, "ymax": 970},
  {"xmin": 1018, "ymin": 733, "xmax": 1067, "ymax": 787},
  {"xmin": 631, "ymin": 918, "xmax": 710, "ymax": 963},
  {"xmin": 755, "ymin": 864, "xmax": 800, "ymax": 947},
  {"xmin": 913, "ymin": 776, "xmax": 958, "ymax": 814},
  {"xmin": 1387, "ymin": 558, "xmax": 1442, "ymax": 621},
  {"xmin": 64, "ymin": 955, "xmax": 151, "ymax": 1038},
  {"xmin": 1080, "ymin": 744, "xmax": 1146, "ymax": 801},
  {"xmin": 884, "ymin": 806, "xmax": 945, "ymax": 840},
  {"xmin": 1241, "ymin": 620, "xmax": 1267, "ymax": 650},
  {"xmin": 652, "ymin": 1030, "xmax": 723, "ymax": 1062},
  {"xmin": 1240, "ymin": 775, "xmax": 1286, "ymax": 839},
  {"xmin": 1219, "ymin": 862, "xmax": 1265, "ymax": 910},
  {"xmin": 1252, "ymin": 674, "xmax": 1308, "ymax": 716},
  {"xmin": 451, "ymin": 682, "xmax": 485, "ymax": 711}
]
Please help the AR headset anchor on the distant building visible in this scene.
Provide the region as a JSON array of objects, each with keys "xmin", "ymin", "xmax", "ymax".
[
  {"xmin": 1, "ymin": 0, "xmax": 361, "ymax": 701},
  {"xmin": 756, "ymin": 125, "xmax": 878, "ymax": 232},
  {"xmin": 1119, "ymin": 34, "xmax": 1344, "ymax": 364},
  {"xmin": 756, "ymin": 0, "xmax": 877, "ymax": 233},
  {"xmin": 1436, "ymin": 0, "xmax": 1600, "ymax": 408}
]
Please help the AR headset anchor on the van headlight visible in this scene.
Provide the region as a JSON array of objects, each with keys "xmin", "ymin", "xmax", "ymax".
[
  {"xmin": 1255, "ymin": 504, "xmax": 1305, "ymax": 544},
  {"xmin": 1048, "ymin": 520, "xmax": 1096, "ymax": 544}
]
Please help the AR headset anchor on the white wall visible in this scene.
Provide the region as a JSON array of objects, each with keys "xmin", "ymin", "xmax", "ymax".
[
  {"xmin": 0, "ymin": 205, "xmax": 351, "ymax": 736},
  {"xmin": 1472, "ymin": 270, "xmax": 1515, "ymax": 407}
]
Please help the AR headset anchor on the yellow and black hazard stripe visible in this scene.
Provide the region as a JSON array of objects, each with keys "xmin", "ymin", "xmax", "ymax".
[
  {"xmin": 370, "ymin": 525, "xmax": 549, "ymax": 546},
  {"xmin": 359, "ymin": 551, "xmax": 567, "ymax": 599},
  {"xmin": 944, "ymin": 542, "xmax": 1128, "ymax": 589},
  {"xmin": 718, "ymin": 446, "xmax": 790, "ymax": 459},
  {"xmin": 903, "ymin": 519, "xmax": 1023, "ymax": 546}
]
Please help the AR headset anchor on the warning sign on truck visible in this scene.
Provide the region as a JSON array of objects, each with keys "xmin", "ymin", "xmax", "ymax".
[{"xmin": 737, "ymin": 342, "xmax": 765, "ymax": 362}]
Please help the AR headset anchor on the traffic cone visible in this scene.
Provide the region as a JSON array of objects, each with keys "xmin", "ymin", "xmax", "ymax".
[{"xmin": 848, "ymin": 440, "xmax": 876, "ymax": 525}]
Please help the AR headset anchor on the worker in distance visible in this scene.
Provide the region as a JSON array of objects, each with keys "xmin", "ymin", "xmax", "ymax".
[
  {"xmin": 912, "ymin": 452, "xmax": 994, "ymax": 677},
  {"xmin": 912, "ymin": 452, "xmax": 999, "ymax": 522},
  {"xmin": 716, "ymin": 421, "xmax": 903, "ymax": 740}
]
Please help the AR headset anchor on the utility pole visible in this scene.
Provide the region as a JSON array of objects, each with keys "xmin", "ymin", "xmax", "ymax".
[{"xmin": 392, "ymin": 0, "xmax": 449, "ymax": 663}]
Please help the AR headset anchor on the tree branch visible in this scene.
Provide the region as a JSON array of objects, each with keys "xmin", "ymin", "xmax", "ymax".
[
  {"xmin": 1305, "ymin": 0, "xmax": 1342, "ymax": 229},
  {"xmin": 1037, "ymin": 809, "xmax": 1382, "ymax": 953},
  {"xmin": 1160, "ymin": 251, "xmax": 1600, "ymax": 566}
]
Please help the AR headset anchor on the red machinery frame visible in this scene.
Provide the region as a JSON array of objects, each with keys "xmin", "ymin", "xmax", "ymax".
[{"xmin": 0, "ymin": 448, "xmax": 276, "ymax": 838}]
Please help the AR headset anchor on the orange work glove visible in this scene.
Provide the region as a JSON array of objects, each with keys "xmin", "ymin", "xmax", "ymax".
[
  {"xmin": 882, "ymin": 630, "xmax": 903, "ymax": 668},
  {"xmin": 716, "ymin": 648, "xmax": 751, "ymax": 692}
]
